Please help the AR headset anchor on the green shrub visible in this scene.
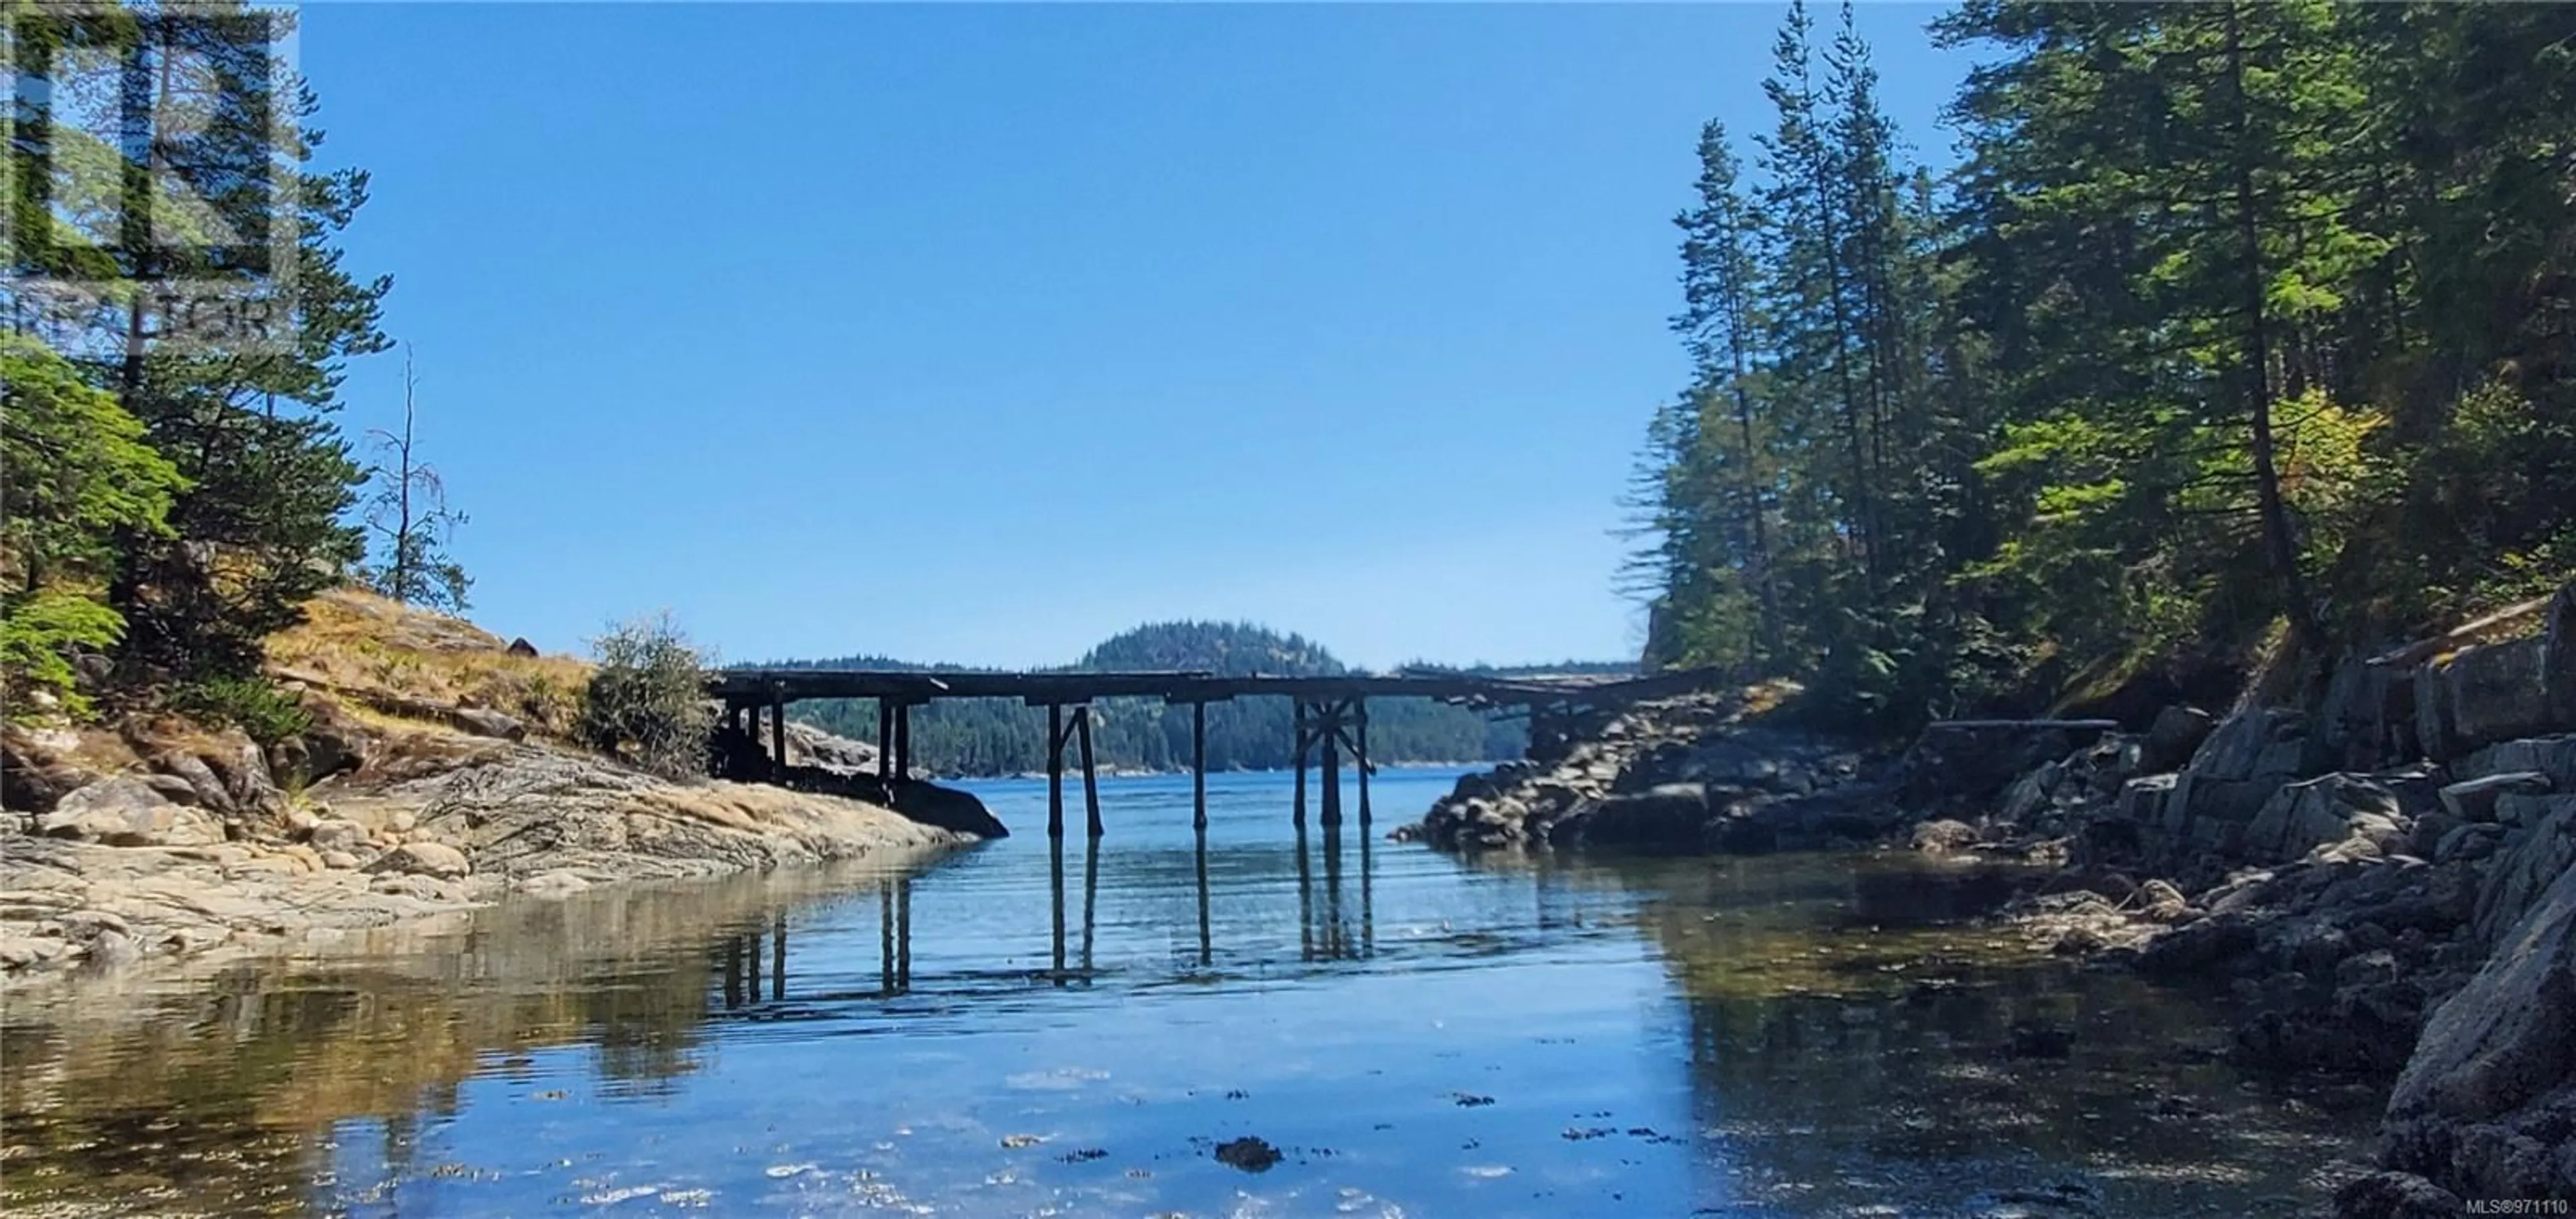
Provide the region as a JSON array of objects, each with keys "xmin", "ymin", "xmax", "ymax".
[
  {"xmin": 582, "ymin": 613, "xmax": 713, "ymax": 779},
  {"xmin": 172, "ymin": 676, "xmax": 313, "ymax": 744}
]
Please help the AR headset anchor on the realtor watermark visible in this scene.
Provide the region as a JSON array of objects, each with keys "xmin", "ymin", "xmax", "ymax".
[
  {"xmin": 4, "ymin": 1, "xmax": 300, "ymax": 353},
  {"xmin": 2465, "ymin": 1202, "xmax": 2573, "ymax": 1216}
]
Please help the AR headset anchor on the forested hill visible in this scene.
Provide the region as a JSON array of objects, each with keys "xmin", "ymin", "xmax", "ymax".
[
  {"xmin": 760, "ymin": 622, "xmax": 1631, "ymax": 776},
  {"xmin": 1631, "ymin": 1, "xmax": 2576, "ymax": 732}
]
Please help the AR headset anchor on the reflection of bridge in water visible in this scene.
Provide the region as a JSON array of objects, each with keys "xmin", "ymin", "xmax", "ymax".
[
  {"xmin": 707, "ymin": 667, "xmax": 1721, "ymax": 835},
  {"xmin": 708, "ymin": 823, "xmax": 1378, "ymax": 1010}
]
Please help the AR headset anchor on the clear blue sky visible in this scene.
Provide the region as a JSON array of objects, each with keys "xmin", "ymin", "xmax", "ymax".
[{"xmin": 300, "ymin": 3, "xmax": 1972, "ymax": 670}]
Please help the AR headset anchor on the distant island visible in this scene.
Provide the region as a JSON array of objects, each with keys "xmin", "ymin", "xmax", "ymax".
[{"xmin": 750, "ymin": 621, "xmax": 1635, "ymax": 778}]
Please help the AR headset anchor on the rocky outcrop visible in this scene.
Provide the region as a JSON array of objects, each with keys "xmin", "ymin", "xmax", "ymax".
[
  {"xmin": 1405, "ymin": 691, "xmax": 1881, "ymax": 853},
  {"xmin": 5, "ymin": 711, "xmax": 979, "ymax": 986},
  {"xmin": 2373, "ymin": 851, "xmax": 2576, "ymax": 1204}
]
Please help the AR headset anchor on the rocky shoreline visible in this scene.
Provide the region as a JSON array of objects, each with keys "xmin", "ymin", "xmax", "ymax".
[
  {"xmin": 2, "ymin": 590, "xmax": 1006, "ymax": 990},
  {"xmin": 1, "ymin": 717, "xmax": 988, "ymax": 989},
  {"xmin": 1406, "ymin": 586, "xmax": 2576, "ymax": 1214}
]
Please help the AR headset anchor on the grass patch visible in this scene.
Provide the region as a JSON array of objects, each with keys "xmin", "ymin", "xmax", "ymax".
[{"xmin": 265, "ymin": 588, "xmax": 594, "ymax": 742}]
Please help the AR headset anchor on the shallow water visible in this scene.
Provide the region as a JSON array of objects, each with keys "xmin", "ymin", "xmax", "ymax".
[{"xmin": 1, "ymin": 768, "xmax": 2376, "ymax": 1216}]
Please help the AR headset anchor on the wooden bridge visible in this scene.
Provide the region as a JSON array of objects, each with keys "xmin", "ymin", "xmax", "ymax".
[{"xmin": 704, "ymin": 666, "xmax": 1721, "ymax": 838}]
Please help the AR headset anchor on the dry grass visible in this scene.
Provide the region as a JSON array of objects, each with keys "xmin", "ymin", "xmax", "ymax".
[{"xmin": 264, "ymin": 588, "xmax": 593, "ymax": 742}]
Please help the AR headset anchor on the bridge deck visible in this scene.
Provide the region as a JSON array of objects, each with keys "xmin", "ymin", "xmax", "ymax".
[{"xmin": 706, "ymin": 666, "xmax": 1721, "ymax": 708}]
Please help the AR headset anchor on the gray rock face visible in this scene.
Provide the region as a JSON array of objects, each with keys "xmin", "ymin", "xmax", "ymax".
[
  {"xmin": 2472, "ymin": 794, "xmax": 2576, "ymax": 948},
  {"xmin": 2243, "ymin": 774, "xmax": 2407, "ymax": 864},
  {"xmin": 36, "ymin": 777, "xmax": 225, "ymax": 847},
  {"xmin": 2188, "ymin": 708, "xmax": 2312, "ymax": 782},
  {"xmin": 2442, "ymin": 637, "xmax": 2557, "ymax": 754},
  {"xmin": 2382, "ymin": 847, "xmax": 2576, "ymax": 1201}
]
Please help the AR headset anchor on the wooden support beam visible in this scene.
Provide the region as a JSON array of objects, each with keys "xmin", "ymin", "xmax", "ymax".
[
  {"xmin": 1193, "ymin": 827, "xmax": 1212, "ymax": 967},
  {"xmin": 1075, "ymin": 704, "xmax": 1103, "ymax": 837},
  {"xmin": 875, "ymin": 699, "xmax": 891, "ymax": 777},
  {"xmin": 1320, "ymin": 698, "xmax": 1343, "ymax": 828},
  {"xmin": 1191, "ymin": 700, "xmax": 1208, "ymax": 831},
  {"xmin": 1356, "ymin": 699, "xmax": 1371, "ymax": 827},
  {"xmin": 1046, "ymin": 703, "xmax": 1065, "ymax": 838},
  {"xmin": 769, "ymin": 687, "xmax": 788, "ymax": 776},
  {"xmin": 1049, "ymin": 835, "xmax": 1067, "ymax": 982},
  {"xmin": 1292, "ymin": 700, "xmax": 1309, "ymax": 827},
  {"xmin": 893, "ymin": 701, "xmax": 912, "ymax": 782}
]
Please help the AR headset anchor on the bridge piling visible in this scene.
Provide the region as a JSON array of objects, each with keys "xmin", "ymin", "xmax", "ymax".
[
  {"xmin": 893, "ymin": 701, "xmax": 913, "ymax": 782},
  {"xmin": 1191, "ymin": 701, "xmax": 1208, "ymax": 831},
  {"xmin": 1356, "ymin": 700, "xmax": 1372, "ymax": 828},
  {"xmin": 769, "ymin": 686, "xmax": 787, "ymax": 777},
  {"xmin": 874, "ymin": 700, "xmax": 891, "ymax": 780},
  {"xmin": 1046, "ymin": 704, "xmax": 1065, "ymax": 838},
  {"xmin": 1075, "ymin": 704, "xmax": 1104, "ymax": 837},
  {"xmin": 1291, "ymin": 702, "xmax": 1310, "ymax": 826},
  {"xmin": 1320, "ymin": 700, "xmax": 1343, "ymax": 829}
]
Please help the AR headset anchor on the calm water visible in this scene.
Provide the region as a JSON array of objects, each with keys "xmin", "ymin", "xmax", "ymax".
[{"xmin": 1, "ymin": 768, "xmax": 2375, "ymax": 1217}]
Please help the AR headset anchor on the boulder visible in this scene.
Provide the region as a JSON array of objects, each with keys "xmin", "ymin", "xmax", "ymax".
[
  {"xmin": 368, "ymin": 841, "xmax": 470, "ymax": 880},
  {"xmin": 1910, "ymin": 818, "xmax": 1980, "ymax": 855},
  {"xmin": 887, "ymin": 780, "xmax": 1008, "ymax": 839},
  {"xmin": 2137, "ymin": 913, "xmax": 2258, "ymax": 979},
  {"xmin": 304, "ymin": 818, "xmax": 370, "ymax": 856},
  {"xmin": 1896, "ymin": 719, "xmax": 2118, "ymax": 808},
  {"xmin": 1558, "ymin": 784, "xmax": 1707, "ymax": 847},
  {"xmin": 2439, "ymin": 772, "xmax": 2553, "ymax": 823},
  {"xmin": 148, "ymin": 751, "xmax": 236, "ymax": 814},
  {"xmin": 35, "ymin": 776, "xmax": 225, "ymax": 847},
  {"xmin": 2142, "ymin": 706, "xmax": 2217, "ymax": 774},
  {"xmin": 449, "ymin": 708, "xmax": 528, "ymax": 743},
  {"xmin": 203, "ymin": 737, "xmax": 284, "ymax": 817},
  {"xmin": 2244, "ymin": 774, "xmax": 2407, "ymax": 863},
  {"xmin": 2440, "ymin": 637, "xmax": 2557, "ymax": 753},
  {"xmin": 271, "ymin": 696, "xmax": 372, "ymax": 788}
]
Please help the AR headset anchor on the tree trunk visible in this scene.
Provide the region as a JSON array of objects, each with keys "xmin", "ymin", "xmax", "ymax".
[{"xmin": 2224, "ymin": 1, "xmax": 2324, "ymax": 651}]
